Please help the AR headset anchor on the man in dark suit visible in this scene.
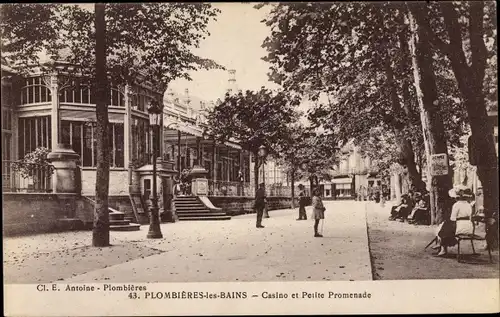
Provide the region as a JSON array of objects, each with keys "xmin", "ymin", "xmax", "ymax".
[
  {"xmin": 255, "ymin": 183, "xmax": 266, "ymax": 228},
  {"xmin": 297, "ymin": 184, "xmax": 307, "ymax": 220}
]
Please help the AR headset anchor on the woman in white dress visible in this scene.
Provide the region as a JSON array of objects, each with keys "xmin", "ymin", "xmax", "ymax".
[{"xmin": 435, "ymin": 186, "xmax": 474, "ymax": 256}]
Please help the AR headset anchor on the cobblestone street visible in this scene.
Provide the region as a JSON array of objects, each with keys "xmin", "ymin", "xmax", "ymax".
[{"xmin": 4, "ymin": 201, "xmax": 372, "ymax": 283}]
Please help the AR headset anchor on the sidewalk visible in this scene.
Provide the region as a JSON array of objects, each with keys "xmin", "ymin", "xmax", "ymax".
[
  {"xmin": 4, "ymin": 201, "xmax": 372, "ymax": 283},
  {"xmin": 366, "ymin": 201, "xmax": 499, "ymax": 280}
]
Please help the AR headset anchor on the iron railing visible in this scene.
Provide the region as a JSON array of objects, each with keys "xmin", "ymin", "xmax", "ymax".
[
  {"xmin": 207, "ymin": 180, "xmax": 292, "ymax": 197},
  {"xmin": 2, "ymin": 160, "xmax": 53, "ymax": 193},
  {"xmin": 208, "ymin": 180, "xmax": 251, "ymax": 197}
]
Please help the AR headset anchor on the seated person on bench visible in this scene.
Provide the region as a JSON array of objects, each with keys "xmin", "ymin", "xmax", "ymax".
[
  {"xmin": 389, "ymin": 195, "xmax": 411, "ymax": 221},
  {"xmin": 408, "ymin": 194, "xmax": 430, "ymax": 225}
]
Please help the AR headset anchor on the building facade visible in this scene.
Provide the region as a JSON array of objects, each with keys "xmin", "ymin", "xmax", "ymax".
[{"xmin": 1, "ymin": 64, "xmax": 262, "ymax": 200}]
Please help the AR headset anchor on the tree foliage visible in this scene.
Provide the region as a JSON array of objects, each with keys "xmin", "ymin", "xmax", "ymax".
[
  {"xmin": 1, "ymin": 3, "xmax": 223, "ymax": 89},
  {"xmin": 259, "ymin": 2, "xmax": 475, "ymax": 178},
  {"xmin": 204, "ymin": 88, "xmax": 300, "ymax": 158}
]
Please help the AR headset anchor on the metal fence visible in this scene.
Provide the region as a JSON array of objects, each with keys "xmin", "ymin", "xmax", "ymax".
[
  {"xmin": 2, "ymin": 160, "xmax": 53, "ymax": 193},
  {"xmin": 207, "ymin": 180, "xmax": 292, "ymax": 197},
  {"xmin": 208, "ymin": 180, "xmax": 251, "ymax": 197}
]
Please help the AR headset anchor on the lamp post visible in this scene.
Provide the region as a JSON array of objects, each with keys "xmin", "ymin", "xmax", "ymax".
[
  {"xmin": 301, "ymin": 161, "xmax": 311, "ymax": 196},
  {"xmin": 147, "ymin": 100, "xmax": 163, "ymax": 239},
  {"xmin": 258, "ymin": 145, "xmax": 267, "ymax": 187}
]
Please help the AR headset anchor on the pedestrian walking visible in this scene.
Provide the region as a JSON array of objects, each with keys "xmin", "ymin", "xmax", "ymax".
[
  {"xmin": 254, "ymin": 182, "xmax": 266, "ymax": 228},
  {"xmin": 311, "ymin": 188, "xmax": 326, "ymax": 237},
  {"xmin": 297, "ymin": 184, "xmax": 307, "ymax": 220}
]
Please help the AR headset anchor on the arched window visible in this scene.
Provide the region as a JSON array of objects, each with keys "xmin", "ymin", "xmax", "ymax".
[
  {"xmin": 20, "ymin": 77, "xmax": 51, "ymax": 105},
  {"xmin": 109, "ymin": 86, "xmax": 125, "ymax": 107}
]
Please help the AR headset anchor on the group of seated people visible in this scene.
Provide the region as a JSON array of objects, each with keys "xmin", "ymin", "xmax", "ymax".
[{"xmin": 389, "ymin": 186, "xmax": 430, "ymax": 225}]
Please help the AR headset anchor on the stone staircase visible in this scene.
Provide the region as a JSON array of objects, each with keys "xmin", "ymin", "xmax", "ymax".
[
  {"xmin": 82, "ymin": 196, "xmax": 141, "ymax": 231},
  {"xmin": 109, "ymin": 207, "xmax": 141, "ymax": 231},
  {"xmin": 174, "ymin": 196, "xmax": 231, "ymax": 221}
]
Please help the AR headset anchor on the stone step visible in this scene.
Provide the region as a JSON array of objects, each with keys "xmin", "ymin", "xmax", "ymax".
[
  {"xmin": 175, "ymin": 201, "xmax": 205, "ymax": 205},
  {"xmin": 175, "ymin": 207, "xmax": 210, "ymax": 211},
  {"xmin": 109, "ymin": 212, "xmax": 125, "ymax": 221},
  {"xmin": 175, "ymin": 209, "xmax": 219, "ymax": 213},
  {"xmin": 110, "ymin": 219, "xmax": 131, "ymax": 226},
  {"xmin": 110, "ymin": 223, "xmax": 141, "ymax": 231},
  {"xmin": 124, "ymin": 216, "xmax": 135, "ymax": 222},
  {"xmin": 174, "ymin": 197, "xmax": 199, "ymax": 201},
  {"xmin": 175, "ymin": 205, "xmax": 206, "ymax": 210},
  {"xmin": 177, "ymin": 212, "xmax": 228, "ymax": 217},
  {"xmin": 178, "ymin": 215, "xmax": 231, "ymax": 221}
]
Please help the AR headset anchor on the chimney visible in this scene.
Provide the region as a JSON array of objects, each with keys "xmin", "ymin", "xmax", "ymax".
[{"xmin": 227, "ymin": 69, "xmax": 237, "ymax": 95}]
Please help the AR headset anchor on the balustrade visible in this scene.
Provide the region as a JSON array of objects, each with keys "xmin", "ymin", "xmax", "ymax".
[{"xmin": 2, "ymin": 160, "xmax": 53, "ymax": 193}]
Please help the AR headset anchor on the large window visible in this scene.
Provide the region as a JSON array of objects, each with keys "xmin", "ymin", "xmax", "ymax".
[
  {"xmin": 61, "ymin": 120, "xmax": 124, "ymax": 168},
  {"xmin": 131, "ymin": 86, "xmax": 155, "ymax": 112},
  {"xmin": 2, "ymin": 107, "xmax": 13, "ymax": 162},
  {"xmin": 131, "ymin": 118, "xmax": 151, "ymax": 166},
  {"xmin": 20, "ymin": 77, "xmax": 52, "ymax": 105},
  {"xmin": 18, "ymin": 116, "xmax": 52, "ymax": 158},
  {"xmin": 335, "ymin": 183, "xmax": 352, "ymax": 197},
  {"xmin": 59, "ymin": 79, "xmax": 124, "ymax": 107}
]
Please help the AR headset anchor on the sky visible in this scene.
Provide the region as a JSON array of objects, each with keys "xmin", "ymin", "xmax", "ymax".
[{"xmin": 168, "ymin": 3, "xmax": 280, "ymax": 102}]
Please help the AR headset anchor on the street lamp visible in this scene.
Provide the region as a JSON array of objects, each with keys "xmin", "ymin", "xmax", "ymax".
[
  {"xmin": 147, "ymin": 99, "xmax": 163, "ymax": 239},
  {"xmin": 258, "ymin": 145, "xmax": 267, "ymax": 186}
]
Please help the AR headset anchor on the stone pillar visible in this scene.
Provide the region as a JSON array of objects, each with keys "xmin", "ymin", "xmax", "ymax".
[
  {"xmin": 177, "ymin": 130, "xmax": 181, "ymax": 177},
  {"xmin": 196, "ymin": 137, "xmax": 201, "ymax": 165},
  {"xmin": 47, "ymin": 144, "xmax": 80, "ymax": 194},
  {"xmin": 190, "ymin": 165, "xmax": 209, "ymax": 196},
  {"xmin": 124, "ymin": 85, "xmax": 131, "ymax": 169},
  {"xmin": 212, "ymin": 140, "xmax": 217, "ymax": 181},
  {"xmin": 50, "ymin": 75, "xmax": 59, "ymax": 151},
  {"xmin": 160, "ymin": 176, "xmax": 176, "ymax": 222}
]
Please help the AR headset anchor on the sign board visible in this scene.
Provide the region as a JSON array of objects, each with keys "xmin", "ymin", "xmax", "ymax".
[{"xmin": 430, "ymin": 153, "xmax": 449, "ymax": 176}]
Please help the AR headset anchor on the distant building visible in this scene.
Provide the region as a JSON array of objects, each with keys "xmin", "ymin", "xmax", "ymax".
[{"xmin": 295, "ymin": 140, "xmax": 380, "ymax": 200}]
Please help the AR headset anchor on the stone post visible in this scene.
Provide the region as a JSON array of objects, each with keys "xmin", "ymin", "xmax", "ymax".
[
  {"xmin": 47, "ymin": 144, "xmax": 80, "ymax": 194},
  {"xmin": 50, "ymin": 75, "xmax": 59, "ymax": 150},
  {"xmin": 190, "ymin": 165, "xmax": 209, "ymax": 196}
]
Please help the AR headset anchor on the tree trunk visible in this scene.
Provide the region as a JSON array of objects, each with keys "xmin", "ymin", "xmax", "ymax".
[
  {"xmin": 92, "ymin": 3, "xmax": 110, "ymax": 247},
  {"xmin": 408, "ymin": 5, "xmax": 453, "ymax": 225},
  {"xmin": 440, "ymin": 1, "xmax": 499, "ymax": 248},
  {"xmin": 290, "ymin": 169, "xmax": 295, "ymax": 209},
  {"xmin": 394, "ymin": 172, "xmax": 402, "ymax": 204},
  {"xmin": 384, "ymin": 52, "xmax": 422, "ymax": 191}
]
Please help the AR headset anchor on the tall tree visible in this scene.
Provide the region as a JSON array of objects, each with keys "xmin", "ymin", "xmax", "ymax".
[
  {"xmin": 204, "ymin": 88, "xmax": 300, "ymax": 191},
  {"xmin": 2, "ymin": 3, "xmax": 222, "ymax": 245},
  {"xmin": 275, "ymin": 124, "xmax": 338, "ymax": 204},
  {"xmin": 260, "ymin": 3, "xmax": 425, "ymax": 192},
  {"xmin": 92, "ymin": 3, "xmax": 110, "ymax": 247},
  {"xmin": 407, "ymin": 3, "xmax": 454, "ymax": 225},
  {"xmin": 260, "ymin": 2, "xmax": 470, "ymax": 222},
  {"xmin": 429, "ymin": 1, "xmax": 498, "ymax": 247}
]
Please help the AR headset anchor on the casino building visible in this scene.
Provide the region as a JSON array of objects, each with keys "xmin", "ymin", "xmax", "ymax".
[{"xmin": 2, "ymin": 61, "xmax": 294, "ymax": 233}]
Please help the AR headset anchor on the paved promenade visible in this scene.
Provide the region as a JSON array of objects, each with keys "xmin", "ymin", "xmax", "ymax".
[{"xmin": 4, "ymin": 201, "xmax": 372, "ymax": 283}]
